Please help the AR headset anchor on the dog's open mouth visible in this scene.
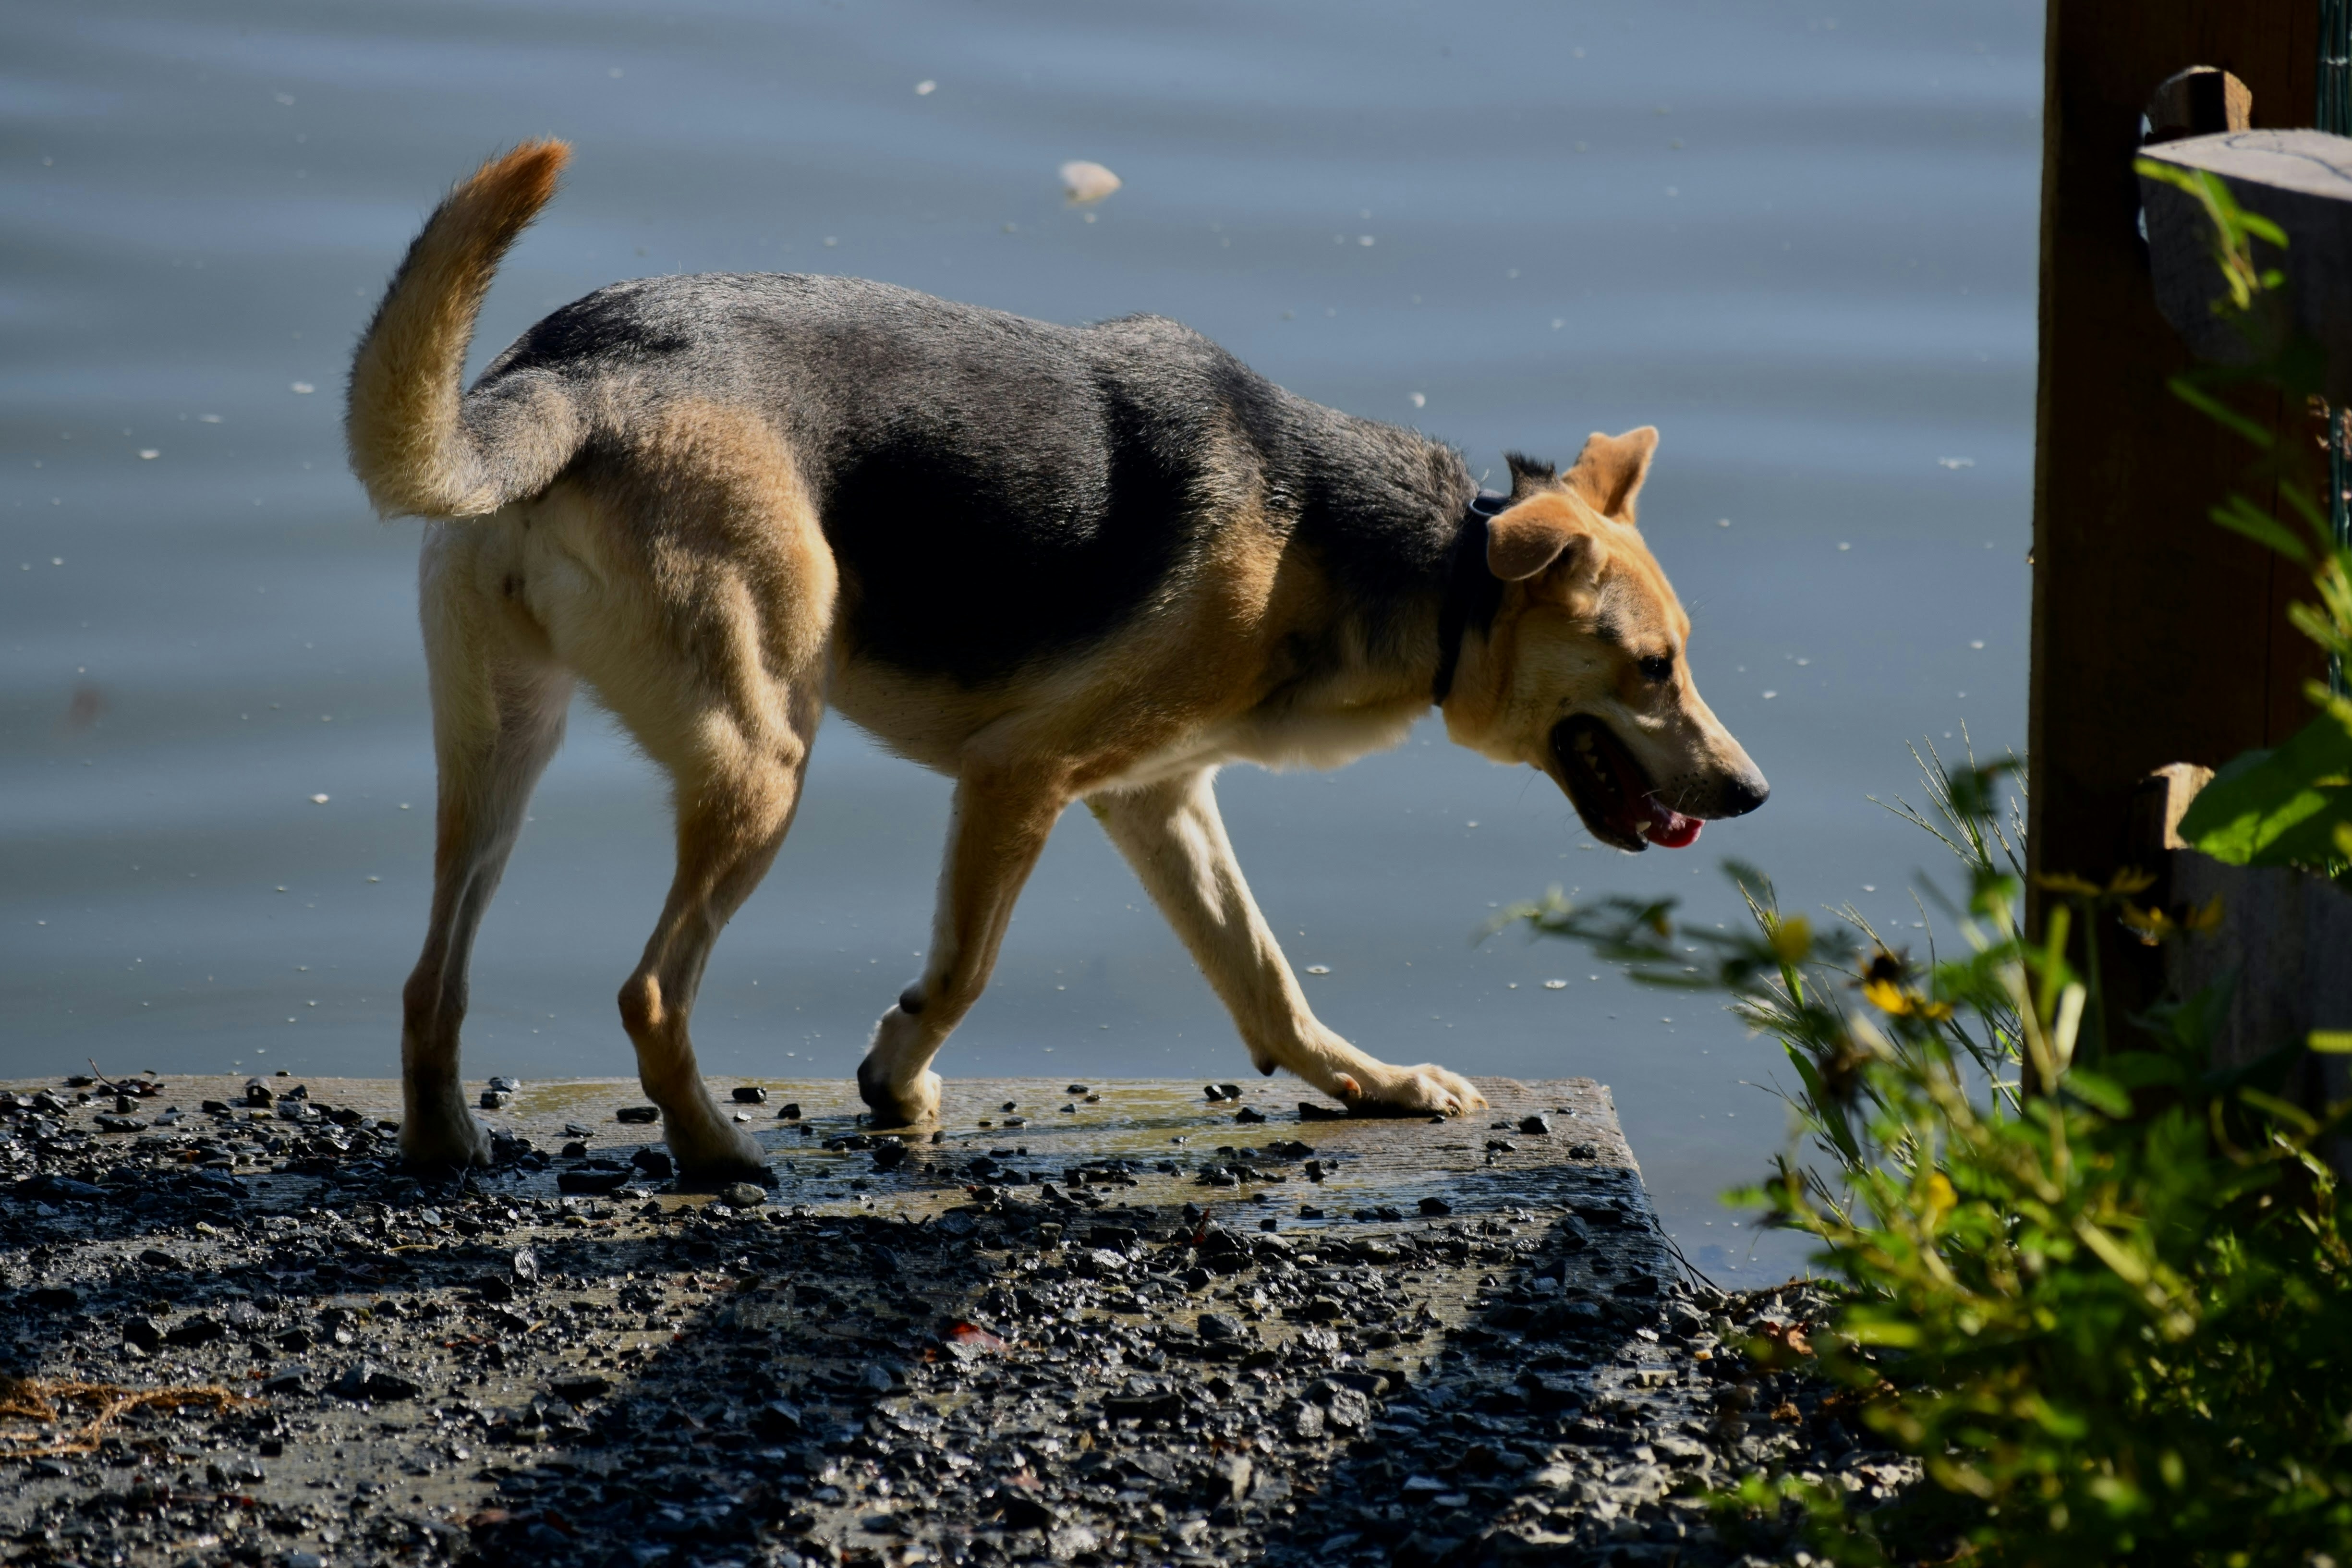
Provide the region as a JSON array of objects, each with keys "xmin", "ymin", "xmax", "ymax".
[{"xmin": 1550, "ymin": 716, "xmax": 1702, "ymax": 852}]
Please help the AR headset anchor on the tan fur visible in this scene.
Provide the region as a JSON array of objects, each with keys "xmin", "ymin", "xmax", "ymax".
[
  {"xmin": 1443, "ymin": 434, "xmax": 1758, "ymax": 817},
  {"xmin": 403, "ymin": 401, "xmax": 837, "ymax": 1171},
  {"xmin": 1560, "ymin": 425, "xmax": 1657, "ymax": 523},
  {"xmin": 347, "ymin": 140, "xmax": 574, "ymax": 520}
]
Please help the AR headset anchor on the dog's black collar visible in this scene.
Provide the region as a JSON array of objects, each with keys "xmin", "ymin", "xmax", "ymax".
[{"xmin": 1431, "ymin": 489, "xmax": 1509, "ymax": 706}]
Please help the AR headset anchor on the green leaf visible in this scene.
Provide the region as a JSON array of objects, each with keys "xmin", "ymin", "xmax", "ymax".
[
  {"xmin": 1842, "ymin": 1317, "xmax": 1923, "ymax": 1349},
  {"xmin": 2135, "ymin": 971, "xmax": 2235, "ymax": 1058},
  {"xmin": 2208, "ymin": 493, "xmax": 2312, "ymax": 564},
  {"xmin": 2176, "ymin": 710, "xmax": 2352, "ymax": 868},
  {"xmin": 2169, "ymin": 376, "xmax": 2276, "ymax": 450},
  {"xmin": 2100, "ymin": 1051, "xmax": 2189, "ymax": 1092},
  {"xmin": 2062, "ymin": 1069, "xmax": 2133, "ymax": 1118},
  {"xmin": 2239, "ymin": 1085, "xmax": 2320, "ymax": 1134}
]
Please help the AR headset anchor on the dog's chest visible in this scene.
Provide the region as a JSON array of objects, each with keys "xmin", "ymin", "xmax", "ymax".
[{"xmin": 1096, "ymin": 689, "xmax": 1429, "ymax": 791}]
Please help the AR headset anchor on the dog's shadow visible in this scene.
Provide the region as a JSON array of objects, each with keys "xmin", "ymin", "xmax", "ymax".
[{"xmin": 443, "ymin": 1187, "xmax": 1711, "ymax": 1568}]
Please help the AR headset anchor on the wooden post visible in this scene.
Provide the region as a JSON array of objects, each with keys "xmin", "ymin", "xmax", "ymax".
[
  {"xmin": 2030, "ymin": 2, "xmax": 2330, "ymax": 1020},
  {"xmin": 2132, "ymin": 766, "xmax": 2352, "ymax": 1160}
]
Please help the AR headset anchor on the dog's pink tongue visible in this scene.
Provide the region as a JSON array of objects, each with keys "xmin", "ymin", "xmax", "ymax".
[{"xmin": 1639, "ymin": 796, "xmax": 1703, "ymax": 849}]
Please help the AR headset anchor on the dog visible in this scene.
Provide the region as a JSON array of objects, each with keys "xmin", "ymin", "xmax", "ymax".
[{"xmin": 345, "ymin": 142, "xmax": 1769, "ymax": 1178}]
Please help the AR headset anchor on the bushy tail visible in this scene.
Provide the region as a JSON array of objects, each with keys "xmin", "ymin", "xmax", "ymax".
[{"xmin": 346, "ymin": 140, "xmax": 574, "ymax": 519}]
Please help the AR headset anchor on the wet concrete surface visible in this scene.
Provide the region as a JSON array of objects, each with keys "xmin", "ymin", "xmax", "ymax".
[{"xmin": 0, "ymin": 1074, "xmax": 1906, "ymax": 1566}]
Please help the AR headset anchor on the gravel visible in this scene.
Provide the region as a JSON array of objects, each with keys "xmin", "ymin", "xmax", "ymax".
[{"xmin": 0, "ymin": 1073, "xmax": 1911, "ymax": 1567}]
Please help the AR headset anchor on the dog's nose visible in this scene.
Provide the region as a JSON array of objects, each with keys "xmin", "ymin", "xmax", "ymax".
[{"xmin": 1718, "ymin": 772, "xmax": 1770, "ymax": 818}]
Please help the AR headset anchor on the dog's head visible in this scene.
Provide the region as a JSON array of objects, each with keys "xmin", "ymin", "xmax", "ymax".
[{"xmin": 1443, "ymin": 427, "xmax": 1768, "ymax": 851}]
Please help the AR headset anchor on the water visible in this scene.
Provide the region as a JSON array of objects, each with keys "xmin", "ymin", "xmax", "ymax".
[{"xmin": 1, "ymin": 0, "xmax": 2042, "ymax": 1283}]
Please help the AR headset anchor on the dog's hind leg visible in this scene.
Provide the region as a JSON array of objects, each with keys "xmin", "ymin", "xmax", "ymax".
[
  {"xmin": 613, "ymin": 705, "xmax": 817, "ymax": 1179},
  {"xmin": 554, "ymin": 402, "xmax": 837, "ymax": 1180},
  {"xmin": 858, "ymin": 769, "xmax": 1067, "ymax": 1127},
  {"xmin": 1091, "ymin": 768, "xmax": 1487, "ymax": 1118},
  {"xmin": 401, "ymin": 536, "xmax": 574, "ymax": 1168}
]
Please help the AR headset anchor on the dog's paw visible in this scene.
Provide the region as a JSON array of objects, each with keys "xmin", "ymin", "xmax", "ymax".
[
  {"xmin": 400, "ymin": 1113, "xmax": 494, "ymax": 1171},
  {"xmin": 1334, "ymin": 1064, "xmax": 1487, "ymax": 1119},
  {"xmin": 856, "ymin": 1059, "xmax": 942, "ymax": 1129},
  {"xmin": 666, "ymin": 1112, "xmax": 768, "ymax": 1183}
]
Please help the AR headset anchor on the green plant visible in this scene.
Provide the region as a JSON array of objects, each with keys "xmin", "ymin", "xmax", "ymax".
[
  {"xmin": 1494, "ymin": 751, "xmax": 2352, "ymax": 1563},
  {"xmin": 1474, "ymin": 149, "xmax": 2352, "ymax": 1567}
]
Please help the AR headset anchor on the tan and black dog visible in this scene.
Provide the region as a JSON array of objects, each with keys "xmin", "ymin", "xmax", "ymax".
[{"xmin": 346, "ymin": 142, "xmax": 1768, "ymax": 1179}]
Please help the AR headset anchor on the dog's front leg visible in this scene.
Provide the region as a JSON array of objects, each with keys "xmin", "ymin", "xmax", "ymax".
[
  {"xmin": 1091, "ymin": 769, "xmax": 1486, "ymax": 1118},
  {"xmin": 859, "ymin": 768, "xmax": 1067, "ymax": 1127}
]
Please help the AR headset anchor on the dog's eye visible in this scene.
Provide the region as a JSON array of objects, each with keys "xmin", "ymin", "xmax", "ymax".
[{"xmin": 1637, "ymin": 653, "xmax": 1674, "ymax": 683}]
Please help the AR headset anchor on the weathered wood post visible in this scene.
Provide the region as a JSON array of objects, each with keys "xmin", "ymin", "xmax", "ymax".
[
  {"xmin": 2030, "ymin": 3, "xmax": 2329, "ymax": 1025},
  {"xmin": 2131, "ymin": 130, "xmax": 2352, "ymax": 1102}
]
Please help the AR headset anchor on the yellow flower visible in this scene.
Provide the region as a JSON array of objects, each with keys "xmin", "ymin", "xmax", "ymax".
[
  {"xmin": 2119, "ymin": 896, "xmax": 2226, "ymax": 945},
  {"xmin": 1768, "ymin": 914, "xmax": 1813, "ymax": 964},
  {"xmin": 1860, "ymin": 951, "xmax": 1954, "ymax": 1021},
  {"xmin": 2035, "ymin": 872, "xmax": 2103, "ymax": 898},
  {"xmin": 1860, "ymin": 974, "xmax": 1908, "ymax": 1012},
  {"xmin": 1925, "ymin": 1171, "xmax": 1958, "ymax": 1221}
]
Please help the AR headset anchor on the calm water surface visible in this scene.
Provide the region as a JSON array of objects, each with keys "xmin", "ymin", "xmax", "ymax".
[{"xmin": 1, "ymin": 0, "xmax": 2042, "ymax": 1281}]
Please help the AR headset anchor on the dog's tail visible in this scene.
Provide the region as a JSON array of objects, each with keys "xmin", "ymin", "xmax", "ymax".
[{"xmin": 346, "ymin": 140, "xmax": 579, "ymax": 519}]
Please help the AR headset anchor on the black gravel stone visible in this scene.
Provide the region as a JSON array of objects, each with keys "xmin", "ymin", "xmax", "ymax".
[
  {"xmin": 163, "ymin": 1313, "xmax": 227, "ymax": 1347},
  {"xmin": 16, "ymin": 1174, "xmax": 106, "ymax": 1202},
  {"xmin": 995, "ymin": 1491, "xmax": 1056, "ymax": 1530},
  {"xmin": 329, "ymin": 1361, "xmax": 423, "ymax": 1401}
]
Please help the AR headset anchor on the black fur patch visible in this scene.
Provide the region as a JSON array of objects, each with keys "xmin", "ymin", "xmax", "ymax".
[
  {"xmin": 488, "ymin": 282, "xmax": 695, "ymax": 375},
  {"xmin": 1504, "ymin": 451, "xmax": 1557, "ymax": 500},
  {"xmin": 466, "ymin": 275, "xmax": 1481, "ymax": 687},
  {"xmin": 822, "ymin": 389, "xmax": 1194, "ymax": 683}
]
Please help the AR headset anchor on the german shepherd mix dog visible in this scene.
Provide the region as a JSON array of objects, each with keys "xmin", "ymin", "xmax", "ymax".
[{"xmin": 348, "ymin": 143, "xmax": 1768, "ymax": 1179}]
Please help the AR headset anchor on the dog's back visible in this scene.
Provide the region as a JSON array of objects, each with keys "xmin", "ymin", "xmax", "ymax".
[{"xmin": 467, "ymin": 272, "xmax": 1464, "ymax": 686}]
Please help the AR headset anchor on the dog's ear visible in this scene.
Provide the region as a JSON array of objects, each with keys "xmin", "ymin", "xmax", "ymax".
[
  {"xmin": 1562, "ymin": 426, "xmax": 1658, "ymax": 524},
  {"xmin": 1503, "ymin": 451, "xmax": 1558, "ymax": 502},
  {"xmin": 1486, "ymin": 492, "xmax": 1607, "ymax": 583}
]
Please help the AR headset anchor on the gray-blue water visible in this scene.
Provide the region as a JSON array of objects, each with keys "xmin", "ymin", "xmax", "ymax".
[{"xmin": 1, "ymin": 0, "xmax": 2042, "ymax": 1283}]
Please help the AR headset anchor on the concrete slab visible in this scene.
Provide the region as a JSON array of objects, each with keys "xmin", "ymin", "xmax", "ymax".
[{"xmin": 0, "ymin": 1075, "xmax": 1816, "ymax": 1567}]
